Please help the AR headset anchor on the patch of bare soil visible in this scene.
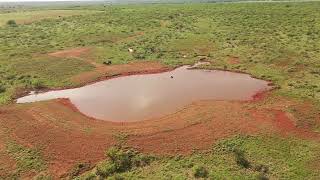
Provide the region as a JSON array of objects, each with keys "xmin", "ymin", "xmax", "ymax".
[
  {"xmin": 1, "ymin": 92, "xmax": 319, "ymax": 178},
  {"xmin": 228, "ymin": 56, "xmax": 240, "ymax": 64},
  {"xmin": 48, "ymin": 47, "xmax": 91, "ymax": 59},
  {"xmin": 0, "ymin": 101, "xmax": 117, "ymax": 178},
  {"xmin": 289, "ymin": 102, "xmax": 320, "ymax": 130}
]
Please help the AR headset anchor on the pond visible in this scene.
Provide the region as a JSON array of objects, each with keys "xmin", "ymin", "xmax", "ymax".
[{"xmin": 17, "ymin": 65, "xmax": 272, "ymax": 121}]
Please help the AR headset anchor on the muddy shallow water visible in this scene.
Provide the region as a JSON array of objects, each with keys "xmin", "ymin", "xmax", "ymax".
[{"xmin": 17, "ymin": 65, "xmax": 272, "ymax": 121}]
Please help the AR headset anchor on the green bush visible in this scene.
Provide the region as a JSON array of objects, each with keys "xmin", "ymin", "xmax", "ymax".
[
  {"xmin": 69, "ymin": 163, "xmax": 91, "ymax": 178},
  {"xmin": 106, "ymin": 147, "xmax": 134, "ymax": 172},
  {"xmin": 96, "ymin": 161, "xmax": 116, "ymax": 177},
  {"xmin": 31, "ymin": 79, "xmax": 45, "ymax": 89},
  {"xmin": 82, "ymin": 172, "xmax": 96, "ymax": 180},
  {"xmin": 254, "ymin": 164, "xmax": 269, "ymax": 174},
  {"xmin": 7, "ymin": 20, "xmax": 17, "ymax": 27},
  {"xmin": 95, "ymin": 146, "xmax": 154, "ymax": 178},
  {"xmin": 108, "ymin": 174, "xmax": 125, "ymax": 180},
  {"xmin": 233, "ymin": 149, "xmax": 251, "ymax": 169},
  {"xmin": 6, "ymin": 141, "xmax": 46, "ymax": 172},
  {"xmin": 0, "ymin": 85, "xmax": 6, "ymax": 94},
  {"xmin": 193, "ymin": 165, "xmax": 208, "ymax": 178},
  {"xmin": 35, "ymin": 174, "xmax": 53, "ymax": 180},
  {"xmin": 257, "ymin": 173, "xmax": 269, "ymax": 180}
]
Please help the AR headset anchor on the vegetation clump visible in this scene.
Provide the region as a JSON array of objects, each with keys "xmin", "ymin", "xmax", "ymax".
[
  {"xmin": 0, "ymin": 85, "xmax": 6, "ymax": 94},
  {"xmin": 6, "ymin": 141, "xmax": 46, "ymax": 173},
  {"xmin": 233, "ymin": 148, "xmax": 251, "ymax": 169},
  {"xmin": 69, "ymin": 162, "xmax": 92, "ymax": 178},
  {"xmin": 30, "ymin": 79, "xmax": 46, "ymax": 89},
  {"xmin": 93, "ymin": 146, "xmax": 154, "ymax": 178},
  {"xmin": 6, "ymin": 19, "xmax": 17, "ymax": 27},
  {"xmin": 193, "ymin": 165, "xmax": 209, "ymax": 178}
]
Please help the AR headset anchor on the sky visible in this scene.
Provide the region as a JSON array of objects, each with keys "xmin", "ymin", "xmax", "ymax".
[{"xmin": 0, "ymin": 0, "xmax": 95, "ymax": 2}]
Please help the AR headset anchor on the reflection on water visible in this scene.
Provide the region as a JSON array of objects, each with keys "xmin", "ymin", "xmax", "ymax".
[{"xmin": 17, "ymin": 65, "xmax": 272, "ymax": 121}]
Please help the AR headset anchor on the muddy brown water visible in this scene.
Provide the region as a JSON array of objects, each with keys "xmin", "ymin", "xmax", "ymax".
[{"xmin": 17, "ymin": 65, "xmax": 272, "ymax": 122}]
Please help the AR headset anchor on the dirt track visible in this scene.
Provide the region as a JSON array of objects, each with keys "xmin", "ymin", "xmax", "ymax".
[{"xmin": 0, "ymin": 48, "xmax": 319, "ymax": 178}]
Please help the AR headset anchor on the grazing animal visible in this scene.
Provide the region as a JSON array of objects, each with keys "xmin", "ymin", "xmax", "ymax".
[{"xmin": 128, "ymin": 48, "xmax": 134, "ymax": 53}]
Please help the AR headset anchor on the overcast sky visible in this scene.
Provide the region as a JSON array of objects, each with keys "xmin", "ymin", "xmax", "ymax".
[{"xmin": 0, "ymin": 0, "xmax": 93, "ymax": 2}]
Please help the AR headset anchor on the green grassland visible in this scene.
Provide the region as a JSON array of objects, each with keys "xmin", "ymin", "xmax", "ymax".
[
  {"xmin": 76, "ymin": 135, "xmax": 320, "ymax": 179},
  {"xmin": 0, "ymin": 10, "xmax": 101, "ymax": 27},
  {"xmin": 0, "ymin": 2, "xmax": 320, "ymax": 179},
  {"xmin": 0, "ymin": 2, "xmax": 319, "ymax": 104},
  {"xmin": 5, "ymin": 141, "xmax": 47, "ymax": 179}
]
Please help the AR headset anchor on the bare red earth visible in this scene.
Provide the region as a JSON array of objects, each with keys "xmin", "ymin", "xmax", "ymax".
[
  {"xmin": 1, "ymin": 94, "xmax": 319, "ymax": 178},
  {"xmin": 48, "ymin": 47, "xmax": 91, "ymax": 59},
  {"xmin": 228, "ymin": 56, "xmax": 240, "ymax": 64},
  {"xmin": 273, "ymin": 110, "xmax": 320, "ymax": 139}
]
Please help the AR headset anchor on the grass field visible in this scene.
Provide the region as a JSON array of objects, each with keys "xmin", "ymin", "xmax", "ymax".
[
  {"xmin": 0, "ymin": 10, "xmax": 101, "ymax": 26},
  {"xmin": 0, "ymin": 1, "xmax": 320, "ymax": 179},
  {"xmin": 76, "ymin": 135, "xmax": 320, "ymax": 179},
  {"xmin": 0, "ymin": 2, "xmax": 319, "ymax": 104}
]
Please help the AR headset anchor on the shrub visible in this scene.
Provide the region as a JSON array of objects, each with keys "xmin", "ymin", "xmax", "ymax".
[
  {"xmin": 108, "ymin": 174, "xmax": 125, "ymax": 180},
  {"xmin": 6, "ymin": 141, "xmax": 46, "ymax": 172},
  {"xmin": 254, "ymin": 164, "xmax": 269, "ymax": 174},
  {"xmin": 106, "ymin": 147, "xmax": 133, "ymax": 172},
  {"xmin": 193, "ymin": 165, "xmax": 208, "ymax": 178},
  {"xmin": 31, "ymin": 79, "xmax": 45, "ymax": 89},
  {"xmin": 257, "ymin": 173, "xmax": 269, "ymax": 180},
  {"xmin": 96, "ymin": 161, "xmax": 116, "ymax": 177},
  {"xmin": 131, "ymin": 154, "xmax": 153, "ymax": 167},
  {"xmin": 233, "ymin": 149, "xmax": 251, "ymax": 169},
  {"xmin": 95, "ymin": 146, "xmax": 154, "ymax": 178},
  {"xmin": 7, "ymin": 20, "xmax": 17, "ymax": 27},
  {"xmin": 79, "ymin": 172, "xmax": 96, "ymax": 180},
  {"xmin": 0, "ymin": 85, "xmax": 5, "ymax": 94},
  {"xmin": 69, "ymin": 162, "xmax": 91, "ymax": 178},
  {"xmin": 34, "ymin": 174, "xmax": 53, "ymax": 180}
]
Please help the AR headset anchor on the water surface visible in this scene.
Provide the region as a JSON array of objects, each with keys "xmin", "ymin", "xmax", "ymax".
[{"xmin": 17, "ymin": 65, "xmax": 272, "ymax": 121}]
